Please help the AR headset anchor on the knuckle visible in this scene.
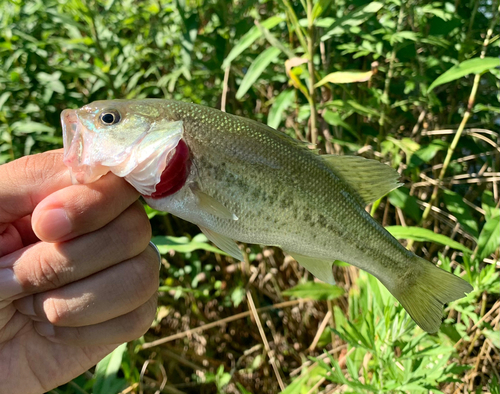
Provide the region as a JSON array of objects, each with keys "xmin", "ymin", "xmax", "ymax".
[
  {"xmin": 128, "ymin": 202, "xmax": 152, "ymax": 244},
  {"xmin": 29, "ymin": 254, "xmax": 65, "ymax": 290},
  {"xmin": 43, "ymin": 296, "xmax": 70, "ymax": 325},
  {"xmin": 18, "ymin": 152, "xmax": 63, "ymax": 187},
  {"xmin": 125, "ymin": 296, "xmax": 157, "ymax": 339},
  {"xmin": 129, "ymin": 252, "xmax": 159, "ymax": 300},
  {"xmin": 111, "ymin": 203, "xmax": 152, "ymax": 255}
]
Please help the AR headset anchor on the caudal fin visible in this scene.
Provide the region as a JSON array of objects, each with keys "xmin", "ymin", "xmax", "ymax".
[{"xmin": 387, "ymin": 257, "xmax": 473, "ymax": 333}]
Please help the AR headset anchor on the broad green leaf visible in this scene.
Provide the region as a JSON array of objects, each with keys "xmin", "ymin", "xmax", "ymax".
[
  {"xmin": 221, "ymin": 16, "xmax": 283, "ymax": 69},
  {"xmin": 442, "ymin": 190, "xmax": 479, "ymax": 237},
  {"xmin": 475, "ymin": 215, "xmax": 500, "ymax": 262},
  {"xmin": 267, "ymin": 89, "xmax": 295, "ymax": 129},
  {"xmin": 151, "ymin": 234, "xmax": 227, "ymax": 255},
  {"xmin": 236, "ymin": 383, "xmax": 253, "ymax": 394},
  {"xmin": 346, "ymin": 100, "xmax": 380, "ymax": 117},
  {"xmin": 312, "ymin": 0, "xmax": 334, "ymax": 20},
  {"xmin": 0, "ymin": 92, "xmax": 11, "ymax": 111},
  {"xmin": 315, "ymin": 70, "xmax": 372, "ymax": 87},
  {"xmin": 474, "ymin": 104, "xmax": 500, "ymax": 114},
  {"xmin": 93, "ymin": 343, "xmax": 127, "ymax": 394},
  {"xmin": 428, "ymin": 57, "xmax": 500, "ymax": 93},
  {"xmin": 283, "ymin": 282, "xmax": 344, "ymax": 301},
  {"xmin": 322, "ymin": 109, "xmax": 358, "ymax": 139},
  {"xmin": 386, "ymin": 226, "xmax": 473, "ymax": 254},
  {"xmin": 11, "ymin": 121, "xmax": 55, "ymax": 134},
  {"xmin": 484, "ymin": 329, "xmax": 500, "ymax": 348},
  {"xmin": 321, "ymin": 2, "xmax": 383, "ymax": 41},
  {"xmin": 236, "ymin": 46, "xmax": 281, "ymax": 99},
  {"xmin": 408, "ymin": 139, "xmax": 448, "ymax": 168},
  {"xmin": 482, "ymin": 191, "xmax": 500, "ymax": 220},
  {"xmin": 388, "ymin": 187, "xmax": 422, "ymax": 222},
  {"xmin": 388, "ymin": 31, "xmax": 420, "ymax": 44},
  {"xmin": 279, "ymin": 375, "xmax": 308, "ymax": 394}
]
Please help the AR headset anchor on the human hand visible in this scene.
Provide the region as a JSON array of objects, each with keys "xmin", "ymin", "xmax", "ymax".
[{"xmin": 0, "ymin": 150, "xmax": 159, "ymax": 394}]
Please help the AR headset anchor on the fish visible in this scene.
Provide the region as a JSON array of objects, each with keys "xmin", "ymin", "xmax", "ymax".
[{"xmin": 60, "ymin": 99, "xmax": 473, "ymax": 333}]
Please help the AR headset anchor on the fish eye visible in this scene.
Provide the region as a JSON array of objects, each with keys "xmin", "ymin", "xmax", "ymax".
[{"xmin": 99, "ymin": 110, "xmax": 121, "ymax": 125}]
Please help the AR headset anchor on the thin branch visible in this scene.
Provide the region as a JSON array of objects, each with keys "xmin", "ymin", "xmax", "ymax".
[
  {"xmin": 246, "ymin": 290, "xmax": 286, "ymax": 391},
  {"xmin": 422, "ymin": 4, "xmax": 499, "ymax": 222},
  {"xmin": 140, "ymin": 299, "xmax": 303, "ymax": 349}
]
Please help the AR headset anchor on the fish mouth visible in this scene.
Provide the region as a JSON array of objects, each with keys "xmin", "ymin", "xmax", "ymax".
[
  {"xmin": 61, "ymin": 107, "xmax": 185, "ymax": 195},
  {"xmin": 61, "ymin": 109, "xmax": 110, "ymax": 184}
]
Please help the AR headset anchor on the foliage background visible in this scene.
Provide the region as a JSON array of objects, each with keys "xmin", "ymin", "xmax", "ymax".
[{"xmin": 1, "ymin": 0, "xmax": 499, "ymax": 393}]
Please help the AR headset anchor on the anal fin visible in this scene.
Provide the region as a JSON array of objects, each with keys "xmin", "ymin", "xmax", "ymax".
[
  {"xmin": 285, "ymin": 251, "xmax": 335, "ymax": 285},
  {"xmin": 199, "ymin": 226, "xmax": 244, "ymax": 262}
]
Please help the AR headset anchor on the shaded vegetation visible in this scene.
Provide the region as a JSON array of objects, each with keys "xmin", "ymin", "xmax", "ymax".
[{"xmin": 1, "ymin": 0, "xmax": 499, "ymax": 393}]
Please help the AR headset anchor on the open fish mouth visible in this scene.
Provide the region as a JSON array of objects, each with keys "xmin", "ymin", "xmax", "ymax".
[
  {"xmin": 61, "ymin": 109, "xmax": 110, "ymax": 184},
  {"xmin": 61, "ymin": 107, "xmax": 185, "ymax": 195}
]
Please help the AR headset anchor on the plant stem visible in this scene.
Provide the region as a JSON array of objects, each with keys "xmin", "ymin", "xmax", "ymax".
[
  {"xmin": 378, "ymin": 5, "xmax": 404, "ymax": 140},
  {"xmin": 306, "ymin": 0, "xmax": 318, "ymax": 144},
  {"xmin": 421, "ymin": 5, "xmax": 499, "ymax": 223}
]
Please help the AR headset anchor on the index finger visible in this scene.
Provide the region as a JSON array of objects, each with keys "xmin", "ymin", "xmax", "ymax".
[{"xmin": 0, "ymin": 150, "xmax": 71, "ymax": 224}]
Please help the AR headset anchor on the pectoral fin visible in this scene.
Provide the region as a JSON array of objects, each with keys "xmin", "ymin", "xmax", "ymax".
[
  {"xmin": 199, "ymin": 226, "xmax": 244, "ymax": 261},
  {"xmin": 191, "ymin": 187, "xmax": 238, "ymax": 220},
  {"xmin": 322, "ymin": 155, "xmax": 402, "ymax": 205},
  {"xmin": 285, "ymin": 251, "xmax": 335, "ymax": 285}
]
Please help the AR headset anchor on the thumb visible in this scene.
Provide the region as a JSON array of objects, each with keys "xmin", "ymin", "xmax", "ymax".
[{"xmin": 0, "ymin": 150, "xmax": 72, "ymax": 224}]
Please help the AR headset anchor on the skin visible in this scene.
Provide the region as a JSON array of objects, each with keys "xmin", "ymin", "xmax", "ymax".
[{"xmin": 0, "ymin": 150, "xmax": 159, "ymax": 394}]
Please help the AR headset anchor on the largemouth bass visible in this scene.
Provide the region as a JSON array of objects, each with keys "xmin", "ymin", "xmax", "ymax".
[{"xmin": 61, "ymin": 99, "xmax": 472, "ymax": 333}]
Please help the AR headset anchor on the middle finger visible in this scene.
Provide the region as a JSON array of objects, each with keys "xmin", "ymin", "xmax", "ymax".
[
  {"xmin": 0, "ymin": 201, "xmax": 151, "ymax": 301},
  {"xmin": 13, "ymin": 245, "xmax": 159, "ymax": 327}
]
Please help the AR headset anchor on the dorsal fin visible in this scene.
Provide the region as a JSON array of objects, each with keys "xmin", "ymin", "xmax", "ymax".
[{"xmin": 322, "ymin": 155, "xmax": 402, "ymax": 205}]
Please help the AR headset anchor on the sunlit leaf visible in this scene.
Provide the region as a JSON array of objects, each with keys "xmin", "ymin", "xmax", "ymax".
[
  {"xmin": 11, "ymin": 121, "xmax": 55, "ymax": 134},
  {"xmin": 312, "ymin": 0, "xmax": 334, "ymax": 20},
  {"xmin": 428, "ymin": 57, "xmax": 500, "ymax": 93},
  {"xmin": 315, "ymin": 70, "xmax": 372, "ymax": 87},
  {"xmin": 442, "ymin": 190, "xmax": 479, "ymax": 237},
  {"xmin": 267, "ymin": 89, "xmax": 295, "ymax": 129},
  {"xmin": 221, "ymin": 16, "xmax": 284, "ymax": 69},
  {"xmin": 475, "ymin": 215, "xmax": 500, "ymax": 263},
  {"xmin": 283, "ymin": 282, "xmax": 344, "ymax": 301},
  {"xmin": 236, "ymin": 47, "xmax": 281, "ymax": 99},
  {"xmin": 386, "ymin": 226, "xmax": 473, "ymax": 254},
  {"xmin": 388, "ymin": 187, "xmax": 422, "ymax": 222},
  {"xmin": 322, "ymin": 109, "xmax": 358, "ymax": 139},
  {"xmin": 152, "ymin": 234, "xmax": 227, "ymax": 256},
  {"xmin": 321, "ymin": 2, "xmax": 383, "ymax": 40},
  {"xmin": 93, "ymin": 343, "xmax": 127, "ymax": 394}
]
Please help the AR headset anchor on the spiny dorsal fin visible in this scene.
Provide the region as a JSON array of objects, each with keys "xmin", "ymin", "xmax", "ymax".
[
  {"xmin": 199, "ymin": 226, "xmax": 244, "ymax": 261},
  {"xmin": 322, "ymin": 155, "xmax": 403, "ymax": 205},
  {"xmin": 285, "ymin": 251, "xmax": 335, "ymax": 285}
]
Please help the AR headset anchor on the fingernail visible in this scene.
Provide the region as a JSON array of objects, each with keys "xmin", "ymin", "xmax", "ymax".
[
  {"xmin": 36, "ymin": 208, "xmax": 72, "ymax": 241},
  {"xmin": 34, "ymin": 322, "xmax": 55, "ymax": 337},
  {"xmin": 0, "ymin": 268, "xmax": 23, "ymax": 300},
  {"xmin": 13, "ymin": 295, "xmax": 36, "ymax": 317}
]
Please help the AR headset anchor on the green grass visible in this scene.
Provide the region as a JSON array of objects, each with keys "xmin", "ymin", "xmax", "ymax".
[{"xmin": 2, "ymin": 0, "xmax": 499, "ymax": 393}]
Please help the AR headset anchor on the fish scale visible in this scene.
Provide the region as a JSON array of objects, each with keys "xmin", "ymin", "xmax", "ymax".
[{"xmin": 61, "ymin": 99, "xmax": 473, "ymax": 333}]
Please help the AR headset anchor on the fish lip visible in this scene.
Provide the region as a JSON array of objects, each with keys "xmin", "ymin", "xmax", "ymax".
[{"xmin": 61, "ymin": 109, "xmax": 109, "ymax": 184}]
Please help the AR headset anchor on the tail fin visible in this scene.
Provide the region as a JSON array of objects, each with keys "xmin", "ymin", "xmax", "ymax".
[{"xmin": 386, "ymin": 257, "xmax": 473, "ymax": 333}]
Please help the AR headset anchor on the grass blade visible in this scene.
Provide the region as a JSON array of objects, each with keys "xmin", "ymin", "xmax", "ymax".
[
  {"xmin": 428, "ymin": 57, "xmax": 500, "ymax": 93},
  {"xmin": 386, "ymin": 226, "xmax": 473, "ymax": 254},
  {"xmin": 236, "ymin": 47, "xmax": 281, "ymax": 99},
  {"xmin": 221, "ymin": 16, "xmax": 283, "ymax": 69}
]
